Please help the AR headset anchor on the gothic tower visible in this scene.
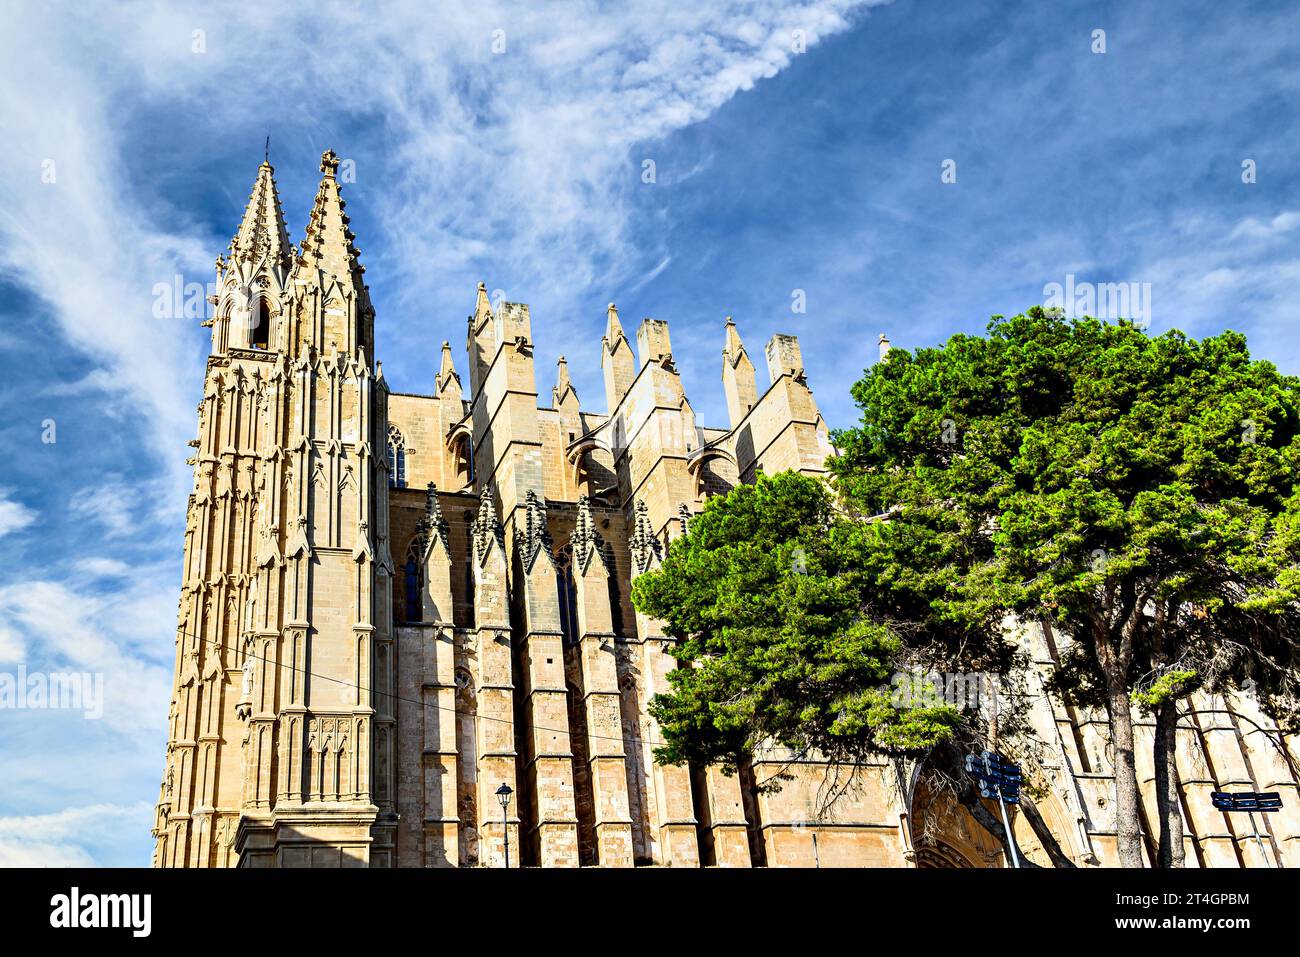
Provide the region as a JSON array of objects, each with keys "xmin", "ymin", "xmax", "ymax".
[{"xmin": 153, "ymin": 151, "xmax": 394, "ymax": 867}]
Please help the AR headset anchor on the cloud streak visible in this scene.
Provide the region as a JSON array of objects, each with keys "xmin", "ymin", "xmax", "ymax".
[{"xmin": 0, "ymin": 492, "xmax": 36, "ymax": 540}]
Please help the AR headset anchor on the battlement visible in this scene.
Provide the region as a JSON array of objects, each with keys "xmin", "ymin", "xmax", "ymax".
[{"xmin": 384, "ymin": 288, "xmax": 833, "ymax": 538}]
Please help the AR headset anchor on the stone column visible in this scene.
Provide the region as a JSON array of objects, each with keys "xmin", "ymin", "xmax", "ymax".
[
  {"xmin": 470, "ymin": 488, "xmax": 519, "ymax": 866},
  {"xmin": 514, "ymin": 491, "xmax": 581, "ymax": 866},
  {"xmin": 570, "ymin": 496, "xmax": 634, "ymax": 866}
]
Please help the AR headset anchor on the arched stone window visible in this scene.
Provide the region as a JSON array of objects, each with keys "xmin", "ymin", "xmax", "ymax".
[
  {"xmin": 387, "ymin": 426, "xmax": 407, "ymax": 489},
  {"xmin": 555, "ymin": 544, "xmax": 578, "ymax": 646},
  {"xmin": 402, "ymin": 555, "xmax": 421, "ymax": 623},
  {"xmin": 250, "ymin": 298, "xmax": 270, "ymax": 349}
]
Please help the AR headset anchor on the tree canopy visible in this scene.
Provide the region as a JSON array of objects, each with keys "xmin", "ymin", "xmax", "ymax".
[
  {"xmin": 633, "ymin": 307, "xmax": 1300, "ymax": 867},
  {"xmin": 633, "ymin": 471, "xmax": 965, "ymax": 771}
]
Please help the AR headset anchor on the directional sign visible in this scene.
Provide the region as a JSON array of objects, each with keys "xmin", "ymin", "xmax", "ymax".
[
  {"xmin": 1212, "ymin": 791, "xmax": 1283, "ymax": 813},
  {"xmin": 966, "ymin": 752, "xmax": 1022, "ymax": 803}
]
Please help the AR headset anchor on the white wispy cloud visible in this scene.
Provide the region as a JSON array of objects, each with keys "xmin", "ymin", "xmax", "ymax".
[
  {"xmin": 0, "ymin": 802, "xmax": 153, "ymax": 867},
  {"xmin": 0, "ymin": 578, "xmax": 173, "ymax": 735},
  {"xmin": 69, "ymin": 483, "xmax": 138, "ymax": 539},
  {"xmin": 73, "ymin": 557, "xmax": 133, "ymax": 578},
  {"xmin": 0, "ymin": 492, "xmax": 36, "ymax": 539}
]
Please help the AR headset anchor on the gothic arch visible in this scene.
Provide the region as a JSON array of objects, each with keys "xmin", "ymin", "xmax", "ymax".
[
  {"xmin": 399, "ymin": 535, "xmax": 422, "ymax": 623},
  {"xmin": 908, "ymin": 761, "xmax": 1004, "ymax": 869},
  {"xmin": 553, "ymin": 541, "xmax": 578, "ymax": 646},
  {"xmin": 250, "ymin": 296, "xmax": 272, "ymax": 349},
  {"xmin": 914, "ymin": 840, "xmax": 976, "ymax": 869},
  {"xmin": 387, "ymin": 426, "xmax": 407, "ymax": 489},
  {"xmin": 446, "ymin": 419, "xmax": 474, "ymax": 489}
]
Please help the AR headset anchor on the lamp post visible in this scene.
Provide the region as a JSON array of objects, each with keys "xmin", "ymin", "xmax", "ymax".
[{"xmin": 495, "ymin": 783, "xmax": 513, "ymax": 868}]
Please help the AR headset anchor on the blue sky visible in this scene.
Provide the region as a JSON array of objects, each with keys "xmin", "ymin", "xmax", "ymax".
[{"xmin": 0, "ymin": 0, "xmax": 1297, "ymax": 865}]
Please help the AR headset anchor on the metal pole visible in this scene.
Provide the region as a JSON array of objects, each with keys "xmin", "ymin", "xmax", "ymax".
[
  {"xmin": 997, "ymin": 786, "xmax": 1021, "ymax": 869},
  {"xmin": 1246, "ymin": 810, "xmax": 1271, "ymax": 869},
  {"xmin": 989, "ymin": 689, "xmax": 1020, "ymax": 869},
  {"xmin": 984, "ymin": 751, "xmax": 1020, "ymax": 869},
  {"xmin": 503, "ymin": 803, "xmax": 510, "ymax": 869}
]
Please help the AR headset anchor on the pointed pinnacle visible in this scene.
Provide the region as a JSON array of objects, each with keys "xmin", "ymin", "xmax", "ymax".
[
  {"xmin": 230, "ymin": 162, "xmax": 292, "ymax": 270},
  {"xmin": 723, "ymin": 315, "xmax": 746, "ymax": 361},
  {"xmin": 605, "ymin": 302, "xmax": 626, "ymax": 346}
]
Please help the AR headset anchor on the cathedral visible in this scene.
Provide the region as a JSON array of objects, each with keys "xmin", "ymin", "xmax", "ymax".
[{"xmin": 153, "ymin": 152, "xmax": 1300, "ymax": 868}]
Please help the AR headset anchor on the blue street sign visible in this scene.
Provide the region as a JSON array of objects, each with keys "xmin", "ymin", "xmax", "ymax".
[
  {"xmin": 1212, "ymin": 791, "xmax": 1283, "ymax": 813},
  {"xmin": 968, "ymin": 752, "xmax": 1022, "ymax": 803}
]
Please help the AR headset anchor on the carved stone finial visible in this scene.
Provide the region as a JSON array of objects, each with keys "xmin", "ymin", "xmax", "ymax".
[
  {"xmin": 553, "ymin": 354, "xmax": 578, "ymax": 408},
  {"xmin": 418, "ymin": 482, "xmax": 449, "ymax": 554},
  {"xmin": 678, "ymin": 503, "xmax": 692, "ymax": 538},
  {"xmin": 630, "ymin": 499, "xmax": 662, "ymax": 575},
  {"xmin": 571, "ymin": 495, "xmax": 606, "ymax": 575},
  {"xmin": 472, "ymin": 485, "xmax": 504, "ymax": 565},
  {"xmin": 518, "ymin": 490, "xmax": 553, "ymax": 571},
  {"xmin": 320, "ymin": 149, "xmax": 340, "ymax": 176}
]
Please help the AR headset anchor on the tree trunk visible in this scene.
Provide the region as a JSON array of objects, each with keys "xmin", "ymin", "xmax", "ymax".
[
  {"xmin": 1153, "ymin": 698, "xmax": 1185, "ymax": 868},
  {"xmin": 953, "ymin": 782, "xmax": 1040, "ymax": 869},
  {"xmin": 1019, "ymin": 796, "xmax": 1077, "ymax": 868},
  {"xmin": 1104, "ymin": 672, "xmax": 1146, "ymax": 867}
]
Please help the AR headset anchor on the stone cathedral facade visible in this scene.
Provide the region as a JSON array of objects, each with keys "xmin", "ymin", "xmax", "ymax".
[{"xmin": 154, "ymin": 153, "xmax": 1300, "ymax": 868}]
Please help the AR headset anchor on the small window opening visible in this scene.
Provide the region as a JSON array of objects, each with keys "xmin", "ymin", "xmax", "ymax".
[{"xmin": 251, "ymin": 299, "xmax": 270, "ymax": 349}]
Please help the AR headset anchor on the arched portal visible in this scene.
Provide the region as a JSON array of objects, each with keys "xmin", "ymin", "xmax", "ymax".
[
  {"xmin": 909, "ymin": 766, "xmax": 1004, "ymax": 869},
  {"xmin": 914, "ymin": 841, "xmax": 976, "ymax": 868}
]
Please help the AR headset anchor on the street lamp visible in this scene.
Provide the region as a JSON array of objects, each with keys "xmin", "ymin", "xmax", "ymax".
[
  {"xmin": 1211, "ymin": 790, "xmax": 1281, "ymax": 867},
  {"xmin": 495, "ymin": 783, "xmax": 513, "ymax": 868}
]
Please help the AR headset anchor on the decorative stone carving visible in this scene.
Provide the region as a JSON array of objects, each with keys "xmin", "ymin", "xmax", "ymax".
[
  {"xmin": 630, "ymin": 500, "xmax": 662, "ymax": 575},
  {"xmin": 571, "ymin": 495, "xmax": 606, "ymax": 576},
  {"xmin": 472, "ymin": 485, "xmax": 504, "ymax": 565},
  {"xmin": 517, "ymin": 489, "xmax": 552, "ymax": 572}
]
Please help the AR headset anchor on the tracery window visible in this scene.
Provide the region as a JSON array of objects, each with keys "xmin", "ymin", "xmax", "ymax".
[
  {"xmin": 387, "ymin": 426, "xmax": 407, "ymax": 489},
  {"xmin": 555, "ymin": 545, "xmax": 578, "ymax": 646}
]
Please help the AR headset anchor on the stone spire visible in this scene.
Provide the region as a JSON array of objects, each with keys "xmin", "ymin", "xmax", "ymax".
[
  {"xmin": 601, "ymin": 302, "xmax": 635, "ymax": 412},
  {"xmin": 474, "ymin": 280, "xmax": 492, "ymax": 319},
  {"xmin": 230, "ymin": 161, "xmax": 293, "ymax": 271},
  {"xmin": 630, "ymin": 499, "xmax": 663, "ymax": 575},
  {"xmin": 553, "ymin": 355, "xmax": 578, "ymax": 409},
  {"xmin": 721, "ymin": 315, "xmax": 758, "ymax": 427},
  {"xmin": 467, "ymin": 281, "xmax": 500, "ymax": 395},
  {"xmin": 878, "ymin": 333, "xmax": 891, "ymax": 361},
  {"xmin": 297, "ymin": 149, "xmax": 364, "ymax": 287},
  {"xmin": 437, "ymin": 340, "xmax": 461, "ymax": 395}
]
